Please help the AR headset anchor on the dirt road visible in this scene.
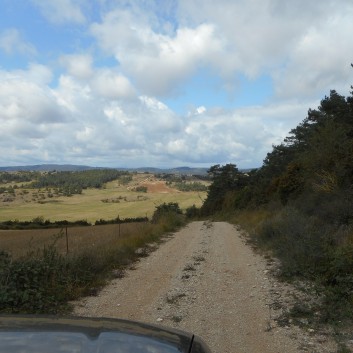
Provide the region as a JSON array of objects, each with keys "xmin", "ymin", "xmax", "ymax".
[{"xmin": 74, "ymin": 221, "xmax": 337, "ymax": 352}]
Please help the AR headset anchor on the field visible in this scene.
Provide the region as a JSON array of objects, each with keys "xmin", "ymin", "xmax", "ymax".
[
  {"xmin": 0, "ymin": 173, "xmax": 208, "ymax": 223},
  {"xmin": 0, "ymin": 222, "xmax": 153, "ymax": 260},
  {"xmin": 0, "ymin": 171, "xmax": 204, "ymax": 314}
]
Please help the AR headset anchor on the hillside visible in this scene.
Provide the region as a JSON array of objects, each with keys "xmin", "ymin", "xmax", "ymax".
[
  {"xmin": 0, "ymin": 164, "xmax": 209, "ymax": 175},
  {"xmin": 0, "ymin": 171, "xmax": 208, "ymax": 223}
]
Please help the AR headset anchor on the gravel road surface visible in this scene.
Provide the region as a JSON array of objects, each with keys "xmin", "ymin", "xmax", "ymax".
[{"xmin": 74, "ymin": 221, "xmax": 338, "ymax": 352}]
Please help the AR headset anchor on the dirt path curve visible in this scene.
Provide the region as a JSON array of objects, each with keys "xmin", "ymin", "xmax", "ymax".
[{"xmin": 73, "ymin": 221, "xmax": 337, "ymax": 352}]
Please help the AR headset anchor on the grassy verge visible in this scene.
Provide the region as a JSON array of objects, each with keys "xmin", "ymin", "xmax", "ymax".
[
  {"xmin": 0, "ymin": 210, "xmax": 185, "ymax": 314},
  {"xmin": 229, "ymin": 208, "xmax": 353, "ymax": 327}
]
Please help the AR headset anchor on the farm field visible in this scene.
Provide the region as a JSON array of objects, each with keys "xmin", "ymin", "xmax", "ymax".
[{"xmin": 0, "ymin": 173, "xmax": 207, "ymax": 223}]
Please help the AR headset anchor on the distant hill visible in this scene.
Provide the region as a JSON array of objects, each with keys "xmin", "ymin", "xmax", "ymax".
[
  {"xmin": 132, "ymin": 166, "xmax": 209, "ymax": 175},
  {"xmin": 0, "ymin": 164, "xmax": 98, "ymax": 172},
  {"xmin": 0, "ymin": 164, "xmax": 210, "ymax": 175},
  {"xmin": 0, "ymin": 164, "xmax": 254, "ymax": 175}
]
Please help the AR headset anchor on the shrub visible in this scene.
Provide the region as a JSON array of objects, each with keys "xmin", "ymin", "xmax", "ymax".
[
  {"xmin": 0, "ymin": 213, "xmax": 183, "ymax": 314},
  {"xmin": 152, "ymin": 202, "xmax": 182, "ymax": 223},
  {"xmin": 0, "ymin": 245, "xmax": 71, "ymax": 313},
  {"xmin": 255, "ymin": 207, "xmax": 329, "ymax": 278},
  {"xmin": 185, "ymin": 204, "xmax": 200, "ymax": 219}
]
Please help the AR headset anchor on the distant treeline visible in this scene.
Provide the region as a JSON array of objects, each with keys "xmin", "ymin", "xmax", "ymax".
[
  {"xmin": 0, "ymin": 218, "xmax": 90, "ymax": 230},
  {"xmin": 172, "ymin": 181, "xmax": 208, "ymax": 192},
  {"xmin": 0, "ymin": 216, "xmax": 149, "ymax": 230},
  {"xmin": 0, "ymin": 171, "xmax": 39, "ymax": 184},
  {"xmin": 0, "ymin": 169, "xmax": 130, "ymax": 196},
  {"xmin": 95, "ymin": 217, "xmax": 148, "ymax": 225},
  {"xmin": 32, "ymin": 169, "xmax": 127, "ymax": 189}
]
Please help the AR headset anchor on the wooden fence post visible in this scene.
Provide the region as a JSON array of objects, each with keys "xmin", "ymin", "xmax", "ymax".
[
  {"xmin": 117, "ymin": 215, "xmax": 121, "ymax": 237},
  {"xmin": 66, "ymin": 227, "xmax": 69, "ymax": 254}
]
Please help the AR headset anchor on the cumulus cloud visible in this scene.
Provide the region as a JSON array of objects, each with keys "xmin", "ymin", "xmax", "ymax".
[
  {"xmin": 1, "ymin": 0, "xmax": 352, "ymax": 168},
  {"xmin": 0, "ymin": 28, "xmax": 36, "ymax": 56},
  {"xmin": 0, "ymin": 66, "xmax": 69, "ymax": 164},
  {"xmin": 0, "ymin": 61, "xmax": 317, "ymax": 168},
  {"xmin": 273, "ymin": 14, "xmax": 353, "ymax": 99},
  {"xmin": 59, "ymin": 54, "xmax": 94, "ymax": 79},
  {"xmin": 92, "ymin": 69, "xmax": 136, "ymax": 99},
  {"xmin": 88, "ymin": 0, "xmax": 353, "ymax": 102},
  {"xmin": 32, "ymin": 0, "xmax": 86, "ymax": 24},
  {"xmin": 178, "ymin": 0, "xmax": 353, "ymax": 98},
  {"xmin": 91, "ymin": 9, "xmax": 224, "ymax": 96}
]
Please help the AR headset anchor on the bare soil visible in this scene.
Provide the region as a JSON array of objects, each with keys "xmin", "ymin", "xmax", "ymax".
[
  {"xmin": 141, "ymin": 180, "xmax": 179, "ymax": 193},
  {"xmin": 73, "ymin": 221, "xmax": 339, "ymax": 352}
]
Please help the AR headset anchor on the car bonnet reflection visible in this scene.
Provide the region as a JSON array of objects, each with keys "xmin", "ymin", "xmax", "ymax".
[{"xmin": 0, "ymin": 331, "xmax": 183, "ymax": 353}]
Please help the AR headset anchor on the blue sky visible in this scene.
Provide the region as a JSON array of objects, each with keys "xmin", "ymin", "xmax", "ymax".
[{"xmin": 0, "ymin": 0, "xmax": 352, "ymax": 168}]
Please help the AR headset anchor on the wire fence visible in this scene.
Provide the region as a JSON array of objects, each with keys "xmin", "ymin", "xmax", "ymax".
[{"xmin": 0, "ymin": 222, "xmax": 149, "ymax": 259}]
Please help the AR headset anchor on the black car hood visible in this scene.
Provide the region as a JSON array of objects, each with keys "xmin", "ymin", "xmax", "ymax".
[{"xmin": 0, "ymin": 316, "xmax": 211, "ymax": 353}]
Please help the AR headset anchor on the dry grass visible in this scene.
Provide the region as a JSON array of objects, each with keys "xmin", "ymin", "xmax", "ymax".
[
  {"xmin": 0, "ymin": 222, "xmax": 149, "ymax": 260},
  {"xmin": 228, "ymin": 209, "xmax": 271, "ymax": 234}
]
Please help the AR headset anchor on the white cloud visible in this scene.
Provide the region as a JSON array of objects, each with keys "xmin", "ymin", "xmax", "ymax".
[
  {"xmin": 0, "ymin": 61, "xmax": 319, "ymax": 168},
  {"xmin": 0, "ymin": 68, "xmax": 62, "ymax": 126},
  {"xmin": 0, "ymin": 28, "xmax": 36, "ymax": 56},
  {"xmin": 91, "ymin": 9, "xmax": 223, "ymax": 96},
  {"xmin": 92, "ymin": 69, "xmax": 136, "ymax": 99},
  {"xmin": 1, "ymin": 0, "xmax": 352, "ymax": 168},
  {"xmin": 32, "ymin": 0, "xmax": 86, "ymax": 24},
  {"xmin": 178, "ymin": 0, "xmax": 353, "ymax": 98},
  {"xmin": 273, "ymin": 14, "xmax": 353, "ymax": 99},
  {"xmin": 89, "ymin": 0, "xmax": 353, "ymax": 102},
  {"xmin": 59, "ymin": 54, "xmax": 93, "ymax": 79}
]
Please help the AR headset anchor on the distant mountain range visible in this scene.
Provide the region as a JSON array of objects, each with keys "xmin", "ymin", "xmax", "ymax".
[
  {"xmin": 0, "ymin": 164, "xmax": 96, "ymax": 172},
  {"xmin": 0, "ymin": 164, "xmax": 210, "ymax": 175}
]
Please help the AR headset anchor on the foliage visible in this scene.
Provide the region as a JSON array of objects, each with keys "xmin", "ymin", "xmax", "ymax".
[
  {"xmin": 31, "ymin": 170, "xmax": 129, "ymax": 196},
  {"xmin": 0, "ymin": 218, "xmax": 90, "ymax": 230},
  {"xmin": 94, "ymin": 217, "xmax": 148, "ymax": 225},
  {"xmin": 0, "ymin": 241, "xmax": 72, "ymax": 313},
  {"xmin": 185, "ymin": 205, "xmax": 200, "ymax": 219},
  {"xmin": 134, "ymin": 186, "xmax": 148, "ymax": 193},
  {"xmin": 201, "ymin": 164, "xmax": 247, "ymax": 215},
  {"xmin": 119, "ymin": 175, "xmax": 133, "ymax": 185},
  {"xmin": 151, "ymin": 202, "xmax": 183, "ymax": 225},
  {"xmin": 173, "ymin": 181, "xmax": 208, "ymax": 192},
  {"xmin": 0, "ymin": 171, "xmax": 38, "ymax": 184}
]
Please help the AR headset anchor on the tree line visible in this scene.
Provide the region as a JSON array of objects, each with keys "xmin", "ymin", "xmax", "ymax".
[{"xmin": 31, "ymin": 169, "xmax": 129, "ymax": 195}]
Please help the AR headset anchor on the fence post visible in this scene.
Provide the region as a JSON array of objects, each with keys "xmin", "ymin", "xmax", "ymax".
[
  {"xmin": 66, "ymin": 227, "xmax": 69, "ymax": 254},
  {"xmin": 117, "ymin": 215, "xmax": 121, "ymax": 237}
]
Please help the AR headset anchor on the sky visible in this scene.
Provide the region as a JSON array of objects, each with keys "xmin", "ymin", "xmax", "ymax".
[{"xmin": 0, "ymin": 0, "xmax": 352, "ymax": 169}]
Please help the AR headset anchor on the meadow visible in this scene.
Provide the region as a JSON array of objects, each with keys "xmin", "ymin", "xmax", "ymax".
[{"xmin": 0, "ymin": 173, "xmax": 207, "ymax": 223}]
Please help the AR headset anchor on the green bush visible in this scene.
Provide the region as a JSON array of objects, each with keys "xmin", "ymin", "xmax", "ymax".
[
  {"xmin": 135, "ymin": 186, "xmax": 147, "ymax": 193},
  {"xmin": 152, "ymin": 202, "xmax": 182, "ymax": 223},
  {"xmin": 0, "ymin": 245, "xmax": 71, "ymax": 313},
  {"xmin": 185, "ymin": 204, "xmax": 200, "ymax": 219},
  {"xmin": 257, "ymin": 208, "xmax": 328, "ymax": 278}
]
